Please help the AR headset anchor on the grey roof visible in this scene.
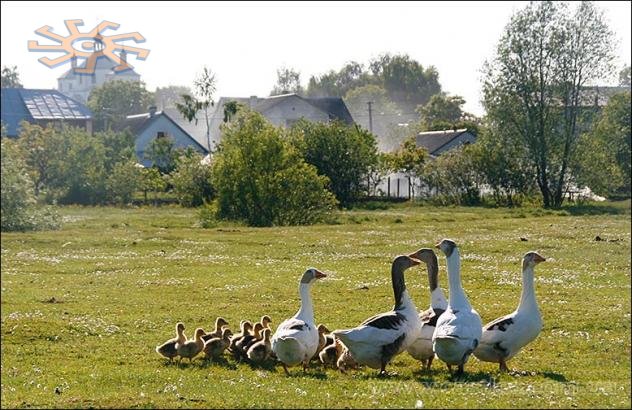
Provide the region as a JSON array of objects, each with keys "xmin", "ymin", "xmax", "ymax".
[
  {"xmin": 217, "ymin": 93, "xmax": 354, "ymax": 124},
  {"xmin": 162, "ymin": 107, "xmax": 209, "ymax": 148},
  {"xmin": 416, "ymin": 129, "xmax": 471, "ymax": 156},
  {"xmin": 1, "ymin": 88, "xmax": 92, "ymax": 137},
  {"xmin": 122, "ymin": 110, "xmax": 208, "ymax": 154}
]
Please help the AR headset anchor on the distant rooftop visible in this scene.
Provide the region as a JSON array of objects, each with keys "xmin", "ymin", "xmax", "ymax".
[{"xmin": 416, "ymin": 128, "xmax": 472, "ymax": 156}]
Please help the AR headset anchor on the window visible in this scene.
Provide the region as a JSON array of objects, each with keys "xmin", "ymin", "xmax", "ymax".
[{"xmin": 157, "ymin": 131, "xmax": 167, "ymax": 139}]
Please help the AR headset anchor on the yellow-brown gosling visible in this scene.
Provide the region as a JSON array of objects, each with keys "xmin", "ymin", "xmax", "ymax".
[
  {"xmin": 247, "ymin": 328, "xmax": 272, "ymax": 363},
  {"xmin": 203, "ymin": 327, "xmax": 233, "ymax": 360},
  {"xmin": 259, "ymin": 315, "xmax": 272, "ymax": 329},
  {"xmin": 155, "ymin": 322, "xmax": 186, "ymax": 363},
  {"xmin": 177, "ymin": 328, "xmax": 206, "ymax": 363},
  {"xmin": 202, "ymin": 317, "xmax": 229, "ymax": 342},
  {"xmin": 229, "ymin": 321, "xmax": 253, "ymax": 356},
  {"xmin": 336, "ymin": 339, "xmax": 358, "ymax": 374},
  {"xmin": 236, "ymin": 322, "xmax": 264, "ymax": 359}
]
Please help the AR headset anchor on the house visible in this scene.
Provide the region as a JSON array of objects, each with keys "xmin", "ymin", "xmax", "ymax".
[
  {"xmin": 162, "ymin": 107, "xmax": 210, "ymax": 151},
  {"xmin": 416, "ymin": 128, "xmax": 477, "ymax": 157},
  {"xmin": 58, "ymin": 46, "xmax": 140, "ymax": 104},
  {"xmin": 122, "ymin": 107, "xmax": 208, "ymax": 167},
  {"xmin": 207, "ymin": 93, "xmax": 354, "ymax": 150},
  {"xmin": 1, "ymin": 88, "xmax": 93, "ymax": 137}
]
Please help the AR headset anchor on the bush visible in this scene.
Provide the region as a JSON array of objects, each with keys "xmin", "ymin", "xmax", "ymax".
[
  {"xmin": 212, "ymin": 110, "xmax": 338, "ymax": 226},
  {"xmin": 169, "ymin": 151, "xmax": 214, "ymax": 207},
  {"xmin": 290, "ymin": 120, "xmax": 378, "ymax": 206},
  {"xmin": 421, "ymin": 146, "xmax": 481, "ymax": 205},
  {"xmin": 197, "ymin": 201, "xmax": 219, "ymax": 228},
  {"xmin": 106, "ymin": 160, "xmax": 142, "ymax": 205},
  {"xmin": 1, "ymin": 139, "xmax": 59, "ymax": 232}
]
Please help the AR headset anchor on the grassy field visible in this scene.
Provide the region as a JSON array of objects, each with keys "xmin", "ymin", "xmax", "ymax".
[{"xmin": 1, "ymin": 202, "xmax": 630, "ymax": 408}]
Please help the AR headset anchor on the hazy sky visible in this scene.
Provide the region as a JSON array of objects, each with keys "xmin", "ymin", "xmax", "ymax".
[{"xmin": 2, "ymin": 1, "xmax": 630, "ymax": 116}]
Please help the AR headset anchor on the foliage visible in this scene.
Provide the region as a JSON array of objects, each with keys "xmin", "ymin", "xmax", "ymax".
[
  {"xmin": 197, "ymin": 201, "xmax": 219, "ymax": 228},
  {"xmin": 270, "ymin": 66, "xmax": 303, "ymax": 96},
  {"xmin": 15, "ymin": 122, "xmax": 57, "ymax": 195},
  {"xmin": 1, "ymin": 65, "xmax": 22, "ymax": 88},
  {"xmin": 421, "ymin": 146, "xmax": 481, "ymax": 205},
  {"xmin": 175, "ymin": 66, "xmax": 216, "ymax": 151},
  {"xmin": 384, "ymin": 136, "xmax": 427, "ymax": 198},
  {"xmin": 573, "ymin": 91, "xmax": 631, "ymax": 198},
  {"xmin": 154, "ymin": 85, "xmax": 192, "ymax": 109},
  {"xmin": 483, "ymin": 1, "xmax": 616, "ymax": 208},
  {"xmin": 87, "ymin": 80, "xmax": 154, "ymax": 131},
  {"xmin": 106, "ymin": 159, "xmax": 142, "ymax": 205},
  {"xmin": 1, "ymin": 139, "xmax": 59, "ymax": 231},
  {"xmin": 473, "ymin": 127, "xmax": 536, "ymax": 206},
  {"xmin": 307, "ymin": 54, "xmax": 441, "ymax": 114},
  {"xmin": 620, "ymin": 66, "xmax": 631, "ymax": 87},
  {"xmin": 144, "ymin": 136, "xmax": 178, "ymax": 175},
  {"xmin": 416, "ymin": 93, "xmax": 481, "ymax": 133},
  {"xmin": 212, "ymin": 110, "xmax": 337, "ymax": 226},
  {"xmin": 168, "ymin": 150, "xmax": 214, "ymax": 207},
  {"xmin": 290, "ymin": 120, "xmax": 378, "ymax": 206},
  {"xmin": 139, "ymin": 167, "xmax": 167, "ymax": 203}
]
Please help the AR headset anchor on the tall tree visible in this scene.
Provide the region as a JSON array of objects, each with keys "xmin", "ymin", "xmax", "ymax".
[
  {"xmin": 154, "ymin": 85, "xmax": 192, "ymax": 109},
  {"xmin": 1, "ymin": 65, "xmax": 22, "ymax": 88},
  {"xmin": 87, "ymin": 80, "xmax": 154, "ymax": 131},
  {"xmin": 176, "ymin": 66, "xmax": 216, "ymax": 151},
  {"xmin": 270, "ymin": 67, "xmax": 303, "ymax": 96},
  {"xmin": 483, "ymin": 1, "xmax": 615, "ymax": 208},
  {"xmin": 417, "ymin": 93, "xmax": 465, "ymax": 130}
]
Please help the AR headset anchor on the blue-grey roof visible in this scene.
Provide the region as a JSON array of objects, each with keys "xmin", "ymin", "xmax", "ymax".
[{"xmin": 1, "ymin": 88, "xmax": 92, "ymax": 137}]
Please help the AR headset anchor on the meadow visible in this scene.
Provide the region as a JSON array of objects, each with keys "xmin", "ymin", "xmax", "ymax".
[{"xmin": 1, "ymin": 202, "xmax": 630, "ymax": 408}]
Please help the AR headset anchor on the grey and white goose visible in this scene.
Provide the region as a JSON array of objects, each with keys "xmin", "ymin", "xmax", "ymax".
[
  {"xmin": 407, "ymin": 248, "xmax": 448, "ymax": 371},
  {"xmin": 474, "ymin": 251, "xmax": 546, "ymax": 371},
  {"xmin": 332, "ymin": 254, "xmax": 422, "ymax": 376},
  {"xmin": 432, "ymin": 239, "xmax": 482, "ymax": 375}
]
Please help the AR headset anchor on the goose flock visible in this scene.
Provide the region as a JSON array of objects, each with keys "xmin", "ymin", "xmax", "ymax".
[{"xmin": 156, "ymin": 238, "xmax": 546, "ymax": 376}]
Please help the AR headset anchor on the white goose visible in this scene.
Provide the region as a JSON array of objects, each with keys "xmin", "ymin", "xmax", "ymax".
[
  {"xmin": 432, "ymin": 239, "xmax": 482, "ymax": 375},
  {"xmin": 332, "ymin": 254, "xmax": 422, "ymax": 376},
  {"xmin": 474, "ymin": 251, "xmax": 546, "ymax": 371},
  {"xmin": 407, "ymin": 248, "xmax": 448, "ymax": 371},
  {"xmin": 271, "ymin": 268, "xmax": 327, "ymax": 375}
]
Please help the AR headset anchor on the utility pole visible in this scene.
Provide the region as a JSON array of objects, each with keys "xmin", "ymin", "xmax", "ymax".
[{"xmin": 367, "ymin": 101, "xmax": 373, "ymax": 133}]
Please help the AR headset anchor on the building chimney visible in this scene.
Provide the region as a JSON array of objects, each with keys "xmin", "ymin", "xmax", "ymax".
[
  {"xmin": 119, "ymin": 49, "xmax": 127, "ymax": 64},
  {"xmin": 149, "ymin": 106, "xmax": 157, "ymax": 117},
  {"xmin": 249, "ymin": 95, "xmax": 257, "ymax": 108},
  {"xmin": 71, "ymin": 52, "xmax": 77, "ymax": 70}
]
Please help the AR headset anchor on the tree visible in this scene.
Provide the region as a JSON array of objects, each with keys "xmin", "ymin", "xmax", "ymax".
[
  {"xmin": 106, "ymin": 159, "xmax": 142, "ymax": 205},
  {"xmin": 270, "ymin": 67, "xmax": 303, "ymax": 96},
  {"xmin": 619, "ymin": 66, "xmax": 631, "ymax": 87},
  {"xmin": 421, "ymin": 146, "xmax": 481, "ymax": 205},
  {"xmin": 168, "ymin": 150, "xmax": 214, "ymax": 207},
  {"xmin": 212, "ymin": 110, "xmax": 337, "ymax": 226},
  {"xmin": 1, "ymin": 138, "xmax": 58, "ymax": 231},
  {"xmin": 1, "ymin": 65, "xmax": 22, "ymax": 88},
  {"xmin": 483, "ymin": 1, "xmax": 615, "ymax": 208},
  {"xmin": 290, "ymin": 120, "xmax": 378, "ymax": 206},
  {"xmin": 154, "ymin": 85, "xmax": 193, "ymax": 109},
  {"xmin": 145, "ymin": 136, "xmax": 178, "ymax": 174},
  {"xmin": 176, "ymin": 66, "xmax": 216, "ymax": 151},
  {"xmin": 573, "ymin": 91, "xmax": 631, "ymax": 197},
  {"xmin": 385, "ymin": 136, "xmax": 427, "ymax": 199},
  {"xmin": 306, "ymin": 61, "xmax": 368, "ymax": 98},
  {"xmin": 87, "ymin": 80, "xmax": 154, "ymax": 131},
  {"xmin": 418, "ymin": 93, "xmax": 465, "ymax": 130}
]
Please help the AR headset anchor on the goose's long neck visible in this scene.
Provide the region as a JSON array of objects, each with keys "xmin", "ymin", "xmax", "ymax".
[
  {"xmin": 392, "ymin": 262, "xmax": 407, "ymax": 309},
  {"xmin": 426, "ymin": 256, "xmax": 447, "ymax": 309},
  {"xmin": 446, "ymin": 249, "xmax": 470, "ymax": 309},
  {"xmin": 297, "ymin": 283, "xmax": 314, "ymax": 321},
  {"xmin": 517, "ymin": 265, "xmax": 538, "ymax": 312}
]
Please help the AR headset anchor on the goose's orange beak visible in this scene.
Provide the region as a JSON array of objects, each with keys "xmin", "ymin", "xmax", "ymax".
[
  {"xmin": 534, "ymin": 253, "xmax": 546, "ymax": 263},
  {"xmin": 315, "ymin": 270, "xmax": 327, "ymax": 279}
]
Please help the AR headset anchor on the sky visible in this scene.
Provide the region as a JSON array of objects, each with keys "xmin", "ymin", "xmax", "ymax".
[{"xmin": 1, "ymin": 1, "xmax": 631, "ymax": 116}]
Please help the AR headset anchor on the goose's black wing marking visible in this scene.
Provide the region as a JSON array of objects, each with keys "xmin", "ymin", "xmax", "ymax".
[
  {"xmin": 421, "ymin": 308, "xmax": 445, "ymax": 327},
  {"xmin": 289, "ymin": 322, "xmax": 309, "ymax": 331},
  {"xmin": 361, "ymin": 311, "xmax": 406, "ymax": 330},
  {"xmin": 485, "ymin": 316, "xmax": 514, "ymax": 332}
]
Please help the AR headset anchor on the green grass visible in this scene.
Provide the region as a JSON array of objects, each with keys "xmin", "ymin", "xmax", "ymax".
[{"xmin": 1, "ymin": 202, "xmax": 630, "ymax": 408}]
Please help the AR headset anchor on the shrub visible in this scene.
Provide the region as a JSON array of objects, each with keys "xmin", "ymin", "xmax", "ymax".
[
  {"xmin": 169, "ymin": 151, "xmax": 214, "ymax": 207},
  {"xmin": 106, "ymin": 160, "xmax": 142, "ymax": 205},
  {"xmin": 197, "ymin": 201, "xmax": 219, "ymax": 228},
  {"xmin": 1, "ymin": 139, "xmax": 59, "ymax": 232},
  {"xmin": 212, "ymin": 110, "xmax": 337, "ymax": 226}
]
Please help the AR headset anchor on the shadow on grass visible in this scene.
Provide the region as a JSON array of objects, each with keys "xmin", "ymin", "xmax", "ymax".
[
  {"xmin": 561, "ymin": 201, "xmax": 630, "ymax": 216},
  {"xmin": 539, "ymin": 371, "xmax": 568, "ymax": 382}
]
